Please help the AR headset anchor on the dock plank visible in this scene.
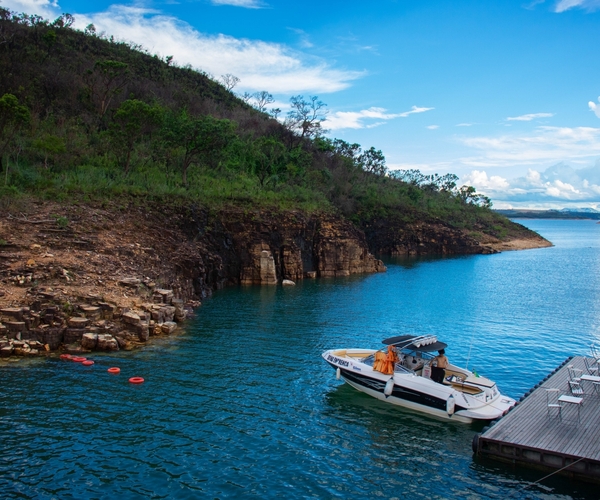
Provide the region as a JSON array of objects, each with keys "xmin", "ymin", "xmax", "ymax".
[{"xmin": 477, "ymin": 356, "xmax": 600, "ymax": 481}]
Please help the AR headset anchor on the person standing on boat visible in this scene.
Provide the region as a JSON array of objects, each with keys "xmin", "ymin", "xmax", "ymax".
[{"xmin": 431, "ymin": 349, "xmax": 448, "ymax": 384}]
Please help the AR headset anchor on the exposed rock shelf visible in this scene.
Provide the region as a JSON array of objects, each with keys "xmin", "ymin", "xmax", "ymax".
[{"xmin": 0, "ymin": 201, "xmax": 550, "ymax": 357}]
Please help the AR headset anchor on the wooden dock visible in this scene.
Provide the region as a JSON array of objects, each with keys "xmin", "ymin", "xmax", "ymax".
[{"xmin": 473, "ymin": 356, "xmax": 600, "ymax": 483}]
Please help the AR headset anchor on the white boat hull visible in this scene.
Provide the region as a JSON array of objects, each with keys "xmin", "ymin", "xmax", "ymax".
[{"xmin": 323, "ymin": 348, "xmax": 516, "ymax": 423}]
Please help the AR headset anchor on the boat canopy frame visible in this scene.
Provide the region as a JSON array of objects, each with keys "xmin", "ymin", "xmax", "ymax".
[{"xmin": 382, "ymin": 335, "xmax": 448, "ymax": 354}]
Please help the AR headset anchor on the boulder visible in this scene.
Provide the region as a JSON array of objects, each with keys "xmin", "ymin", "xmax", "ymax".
[
  {"xmin": 0, "ymin": 345, "xmax": 13, "ymax": 357},
  {"xmin": 122, "ymin": 311, "xmax": 141, "ymax": 326},
  {"xmin": 6, "ymin": 322, "xmax": 26, "ymax": 339},
  {"xmin": 41, "ymin": 327, "xmax": 64, "ymax": 350},
  {"xmin": 67, "ymin": 317, "xmax": 90, "ymax": 328},
  {"xmin": 137, "ymin": 325, "xmax": 149, "ymax": 342},
  {"xmin": 0, "ymin": 308, "xmax": 24, "ymax": 321},
  {"xmin": 80, "ymin": 305, "xmax": 101, "ymax": 320},
  {"xmin": 97, "ymin": 334, "xmax": 119, "ymax": 351},
  {"xmin": 162, "ymin": 306, "xmax": 176, "ymax": 323},
  {"xmin": 161, "ymin": 322, "xmax": 177, "ymax": 335},
  {"xmin": 97, "ymin": 302, "xmax": 115, "ymax": 320},
  {"xmin": 282, "ymin": 279, "xmax": 296, "ymax": 286},
  {"xmin": 153, "ymin": 289, "xmax": 174, "ymax": 304},
  {"xmin": 119, "ymin": 277, "xmax": 141, "ymax": 288},
  {"xmin": 14, "ymin": 344, "xmax": 31, "ymax": 356},
  {"xmin": 81, "ymin": 333, "xmax": 98, "ymax": 350},
  {"xmin": 64, "ymin": 328, "xmax": 85, "ymax": 344}
]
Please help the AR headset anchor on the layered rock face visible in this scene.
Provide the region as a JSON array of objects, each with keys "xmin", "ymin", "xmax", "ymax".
[
  {"xmin": 0, "ymin": 204, "xmax": 385, "ymax": 355},
  {"xmin": 202, "ymin": 211, "xmax": 386, "ymax": 285},
  {"xmin": 0, "ymin": 288, "xmax": 189, "ymax": 357},
  {"xmin": 0, "ymin": 201, "xmax": 550, "ymax": 357},
  {"xmin": 364, "ymin": 220, "xmax": 494, "ymax": 255}
]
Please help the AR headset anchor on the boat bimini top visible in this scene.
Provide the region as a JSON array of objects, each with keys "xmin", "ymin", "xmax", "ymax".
[{"xmin": 382, "ymin": 335, "xmax": 448, "ymax": 353}]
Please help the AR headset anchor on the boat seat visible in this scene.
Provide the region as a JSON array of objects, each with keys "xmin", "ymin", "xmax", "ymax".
[
  {"xmin": 451, "ymin": 382, "xmax": 483, "ymax": 394},
  {"xmin": 404, "ymin": 355, "xmax": 424, "ymax": 371}
]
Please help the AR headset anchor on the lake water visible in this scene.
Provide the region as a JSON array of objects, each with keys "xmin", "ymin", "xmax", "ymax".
[{"xmin": 1, "ymin": 219, "xmax": 599, "ymax": 499}]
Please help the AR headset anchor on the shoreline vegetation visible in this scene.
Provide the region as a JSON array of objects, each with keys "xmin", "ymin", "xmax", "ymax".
[{"xmin": 0, "ymin": 10, "xmax": 551, "ymax": 358}]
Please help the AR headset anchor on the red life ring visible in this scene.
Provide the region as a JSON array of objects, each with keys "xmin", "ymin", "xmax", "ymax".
[
  {"xmin": 60, "ymin": 354, "xmax": 72, "ymax": 360},
  {"xmin": 82, "ymin": 360, "xmax": 94, "ymax": 366},
  {"xmin": 107, "ymin": 367, "xmax": 121, "ymax": 374},
  {"xmin": 129, "ymin": 377, "xmax": 144, "ymax": 384},
  {"xmin": 72, "ymin": 357, "xmax": 87, "ymax": 363}
]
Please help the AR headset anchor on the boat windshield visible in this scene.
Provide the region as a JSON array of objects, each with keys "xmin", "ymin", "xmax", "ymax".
[{"xmin": 364, "ymin": 350, "xmax": 430, "ymax": 374}]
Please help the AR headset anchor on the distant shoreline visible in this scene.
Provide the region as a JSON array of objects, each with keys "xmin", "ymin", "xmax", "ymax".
[{"xmin": 494, "ymin": 210, "xmax": 600, "ymax": 220}]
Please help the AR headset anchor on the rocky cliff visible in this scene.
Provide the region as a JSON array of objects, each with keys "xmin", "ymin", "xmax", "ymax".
[
  {"xmin": 0, "ymin": 201, "xmax": 551, "ymax": 357},
  {"xmin": 0, "ymin": 202, "xmax": 386, "ymax": 357}
]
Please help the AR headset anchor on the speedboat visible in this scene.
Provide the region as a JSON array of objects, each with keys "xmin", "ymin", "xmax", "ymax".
[{"xmin": 322, "ymin": 334, "xmax": 516, "ymax": 423}]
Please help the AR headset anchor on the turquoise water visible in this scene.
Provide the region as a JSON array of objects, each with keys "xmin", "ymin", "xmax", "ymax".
[{"xmin": 1, "ymin": 219, "xmax": 599, "ymax": 499}]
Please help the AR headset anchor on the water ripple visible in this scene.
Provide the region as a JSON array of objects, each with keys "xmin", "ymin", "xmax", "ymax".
[{"xmin": 1, "ymin": 220, "xmax": 599, "ymax": 499}]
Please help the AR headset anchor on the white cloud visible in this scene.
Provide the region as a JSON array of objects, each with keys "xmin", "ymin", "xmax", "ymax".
[
  {"xmin": 324, "ymin": 106, "xmax": 432, "ymax": 130},
  {"xmin": 79, "ymin": 6, "xmax": 362, "ymax": 94},
  {"xmin": 211, "ymin": 0, "xmax": 265, "ymax": 8},
  {"xmin": 506, "ymin": 112, "xmax": 554, "ymax": 121},
  {"xmin": 1, "ymin": 0, "xmax": 59, "ymax": 18},
  {"xmin": 456, "ymin": 123, "xmax": 473, "ymax": 127},
  {"xmin": 399, "ymin": 105, "xmax": 434, "ymax": 117},
  {"xmin": 460, "ymin": 162, "xmax": 600, "ymax": 205},
  {"xmin": 461, "ymin": 170, "xmax": 509, "ymax": 190},
  {"xmin": 589, "ymin": 97, "xmax": 600, "ymax": 118},
  {"xmin": 526, "ymin": 168, "xmax": 542, "ymax": 183},
  {"xmin": 554, "ymin": 0, "xmax": 600, "ymax": 12},
  {"xmin": 427, "ymin": 125, "xmax": 439, "ymax": 130},
  {"xmin": 458, "ymin": 126, "xmax": 600, "ymax": 168},
  {"xmin": 4, "ymin": 2, "xmax": 361, "ymax": 95}
]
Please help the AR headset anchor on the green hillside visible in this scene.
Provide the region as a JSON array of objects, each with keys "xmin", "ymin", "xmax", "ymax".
[{"xmin": 0, "ymin": 9, "xmax": 523, "ymax": 242}]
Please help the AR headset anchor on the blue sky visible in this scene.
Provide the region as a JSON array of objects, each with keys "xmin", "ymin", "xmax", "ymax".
[{"xmin": 3, "ymin": 0, "xmax": 600, "ymax": 209}]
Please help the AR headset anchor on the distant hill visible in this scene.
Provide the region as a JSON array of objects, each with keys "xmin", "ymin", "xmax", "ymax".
[{"xmin": 495, "ymin": 209, "xmax": 600, "ymax": 220}]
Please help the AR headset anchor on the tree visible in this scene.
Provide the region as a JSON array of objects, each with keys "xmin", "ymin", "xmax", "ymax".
[
  {"xmin": 0, "ymin": 93, "xmax": 30, "ymax": 172},
  {"xmin": 358, "ymin": 147, "xmax": 387, "ymax": 177},
  {"xmin": 390, "ymin": 169, "xmax": 428, "ymax": 186},
  {"xmin": 246, "ymin": 136, "xmax": 287, "ymax": 187},
  {"xmin": 390, "ymin": 169, "xmax": 458, "ymax": 192},
  {"xmin": 269, "ymin": 107, "xmax": 281, "ymax": 120},
  {"xmin": 52, "ymin": 13, "xmax": 74, "ymax": 29},
  {"xmin": 252, "ymin": 91, "xmax": 274, "ymax": 113},
  {"xmin": 163, "ymin": 111, "xmax": 236, "ymax": 185},
  {"xmin": 458, "ymin": 185, "xmax": 492, "ymax": 208},
  {"xmin": 32, "ymin": 135, "xmax": 65, "ymax": 169},
  {"xmin": 284, "ymin": 95, "xmax": 327, "ymax": 140},
  {"xmin": 433, "ymin": 173, "xmax": 459, "ymax": 192},
  {"xmin": 109, "ymin": 99, "xmax": 163, "ymax": 173},
  {"xmin": 239, "ymin": 92, "xmax": 252, "ymax": 104},
  {"xmin": 220, "ymin": 74, "xmax": 240, "ymax": 92},
  {"xmin": 86, "ymin": 60, "xmax": 129, "ymax": 119}
]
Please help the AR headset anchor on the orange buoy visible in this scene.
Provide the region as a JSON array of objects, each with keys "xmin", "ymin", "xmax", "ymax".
[
  {"xmin": 72, "ymin": 357, "xmax": 87, "ymax": 363},
  {"xmin": 60, "ymin": 354, "xmax": 72, "ymax": 360},
  {"xmin": 129, "ymin": 377, "xmax": 144, "ymax": 384},
  {"xmin": 82, "ymin": 360, "xmax": 94, "ymax": 366},
  {"xmin": 107, "ymin": 367, "xmax": 121, "ymax": 374}
]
